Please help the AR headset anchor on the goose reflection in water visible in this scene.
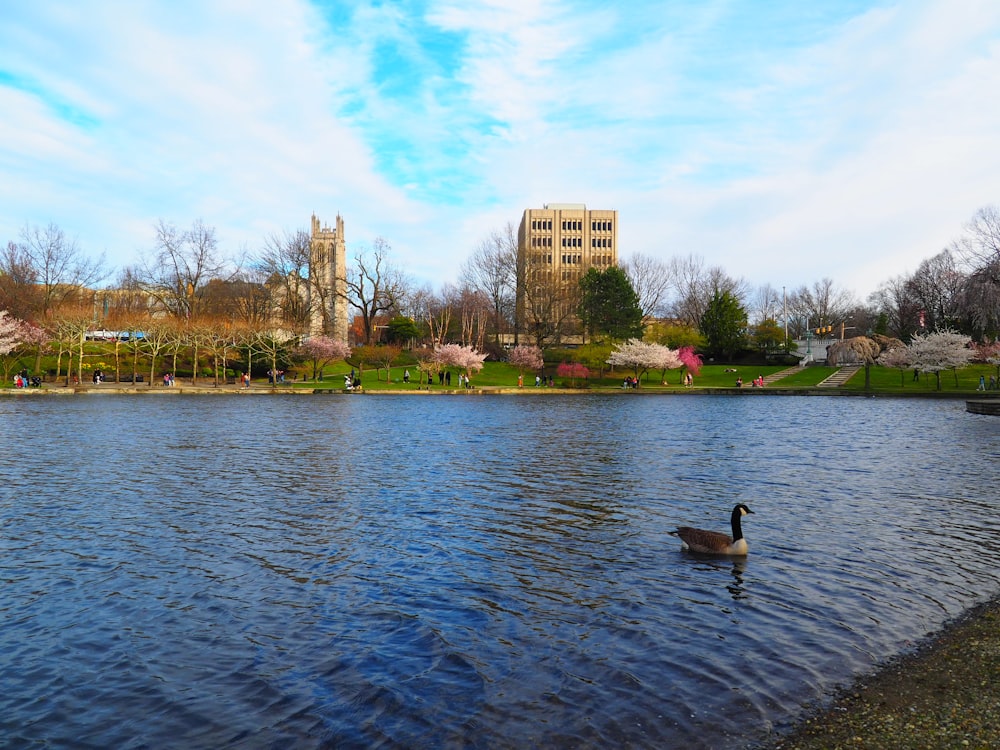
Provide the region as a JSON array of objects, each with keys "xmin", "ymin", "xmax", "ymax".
[{"xmin": 686, "ymin": 556, "xmax": 749, "ymax": 601}]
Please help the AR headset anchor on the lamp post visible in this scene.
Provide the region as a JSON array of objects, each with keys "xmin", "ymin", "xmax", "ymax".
[{"xmin": 865, "ymin": 328, "xmax": 874, "ymax": 391}]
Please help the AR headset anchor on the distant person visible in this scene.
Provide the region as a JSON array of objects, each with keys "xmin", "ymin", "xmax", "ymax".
[
  {"xmin": 403, "ymin": 369, "xmax": 410, "ymax": 383},
  {"xmin": 978, "ymin": 374, "xmax": 986, "ymax": 391}
]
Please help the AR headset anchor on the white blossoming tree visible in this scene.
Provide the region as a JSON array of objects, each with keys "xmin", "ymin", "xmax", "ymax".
[
  {"xmin": 877, "ymin": 346, "xmax": 911, "ymax": 387},
  {"xmin": 905, "ymin": 329, "xmax": 973, "ymax": 390},
  {"xmin": 607, "ymin": 339, "xmax": 677, "ymax": 385},
  {"xmin": 650, "ymin": 343, "xmax": 682, "ymax": 384}
]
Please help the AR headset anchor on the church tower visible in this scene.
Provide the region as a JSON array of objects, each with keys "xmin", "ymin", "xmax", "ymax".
[{"xmin": 309, "ymin": 213, "xmax": 349, "ymax": 343}]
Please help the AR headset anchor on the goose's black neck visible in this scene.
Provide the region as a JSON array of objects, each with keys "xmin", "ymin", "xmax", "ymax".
[{"xmin": 730, "ymin": 506, "xmax": 744, "ymax": 541}]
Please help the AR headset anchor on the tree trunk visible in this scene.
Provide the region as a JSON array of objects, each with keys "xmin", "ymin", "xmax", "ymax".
[{"xmin": 76, "ymin": 333, "xmax": 84, "ymax": 385}]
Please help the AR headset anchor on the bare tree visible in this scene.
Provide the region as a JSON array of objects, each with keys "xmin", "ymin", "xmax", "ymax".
[
  {"xmin": 442, "ymin": 283, "xmax": 492, "ymax": 350},
  {"xmin": 518, "ymin": 269, "xmax": 581, "ymax": 347},
  {"xmin": 621, "ymin": 252, "xmax": 673, "ymax": 322},
  {"xmin": 256, "ymin": 228, "xmax": 313, "ymax": 331},
  {"xmin": 667, "ymin": 254, "xmax": 747, "ymax": 327},
  {"xmin": 953, "ymin": 204, "xmax": 1000, "ymax": 274},
  {"xmin": 951, "ymin": 206, "xmax": 1000, "ymax": 336},
  {"xmin": 749, "ymin": 284, "xmax": 783, "ymax": 326},
  {"xmin": 788, "ymin": 278, "xmax": 856, "ymax": 331},
  {"xmin": 141, "ymin": 219, "xmax": 234, "ymax": 319},
  {"xmin": 11, "ymin": 223, "xmax": 107, "ymax": 319},
  {"xmin": 423, "ymin": 289, "xmax": 454, "ymax": 348},
  {"xmin": 905, "ymin": 249, "xmax": 964, "ymax": 331},
  {"xmin": 0, "ymin": 240, "xmax": 41, "ymax": 319},
  {"xmin": 141, "ymin": 320, "xmax": 174, "ymax": 386},
  {"xmin": 111, "ymin": 266, "xmax": 156, "ymax": 317},
  {"xmin": 460, "ymin": 223, "xmax": 517, "ymax": 346},
  {"xmin": 51, "ymin": 305, "xmax": 93, "ymax": 385},
  {"xmin": 869, "ymin": 275, "xmax": 921, "ymax": 340},
  {"xmin": 344, "ymin": 237, "xmax": 409, "ymax": 345},
  {"xmin": 223, "ymin": 267, "xmax": 274, "ymax": 327}
]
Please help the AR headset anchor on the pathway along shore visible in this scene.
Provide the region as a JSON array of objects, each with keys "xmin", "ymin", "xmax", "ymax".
[{"xmin": 760, "ymin": 597, "xmax": 1000, "ymax": 749}]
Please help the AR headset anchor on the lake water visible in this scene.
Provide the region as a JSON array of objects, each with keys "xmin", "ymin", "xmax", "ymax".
[{"xmin": 2, "ymin": 393, "xmax": 999, "ymax": 749}]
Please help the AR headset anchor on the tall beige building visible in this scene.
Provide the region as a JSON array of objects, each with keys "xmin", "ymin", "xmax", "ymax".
[
  {"xmin": 516, "ymin": 203, "xmax": 618, "ymax": 341},
  {"xmin": 308, "ymin": 213, "xmax": 349, "ymax": 343}
]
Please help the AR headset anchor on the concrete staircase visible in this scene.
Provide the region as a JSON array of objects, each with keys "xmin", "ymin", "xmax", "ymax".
[
  {"xmin": 760, "ymin": 367, "xmax": 805, "ymax": 386},
  {"xmin": 816, "ymin": 364, "xmax": 862, "ymax": 388}
]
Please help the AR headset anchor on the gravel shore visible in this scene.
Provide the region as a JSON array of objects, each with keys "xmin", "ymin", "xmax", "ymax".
[{"xmin": 760, "ymin": 598, "xmax": 1000, "ymax": 749}]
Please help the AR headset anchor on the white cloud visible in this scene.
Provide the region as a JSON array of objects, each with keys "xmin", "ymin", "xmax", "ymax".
[{"xmin": 0, "ymin": 0, "xmax": 998, "ymax": 303}]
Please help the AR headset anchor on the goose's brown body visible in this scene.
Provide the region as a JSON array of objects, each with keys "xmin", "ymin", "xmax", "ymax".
[{"xmin": 674, "ymin": 504, "xmax": 753, "ymax": 556}]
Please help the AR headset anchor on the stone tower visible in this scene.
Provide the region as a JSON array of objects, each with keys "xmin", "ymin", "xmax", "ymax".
[{"xmin": 309, "ymin": 213, "xmax": 349, "ymax": 343}]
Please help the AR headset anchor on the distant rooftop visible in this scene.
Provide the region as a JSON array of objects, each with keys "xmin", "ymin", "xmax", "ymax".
[{"xmin": 542, "ymin": 203, "xmax": 586, "ymax": 210}]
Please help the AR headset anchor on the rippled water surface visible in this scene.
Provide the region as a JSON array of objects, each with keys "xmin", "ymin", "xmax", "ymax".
[{"xmin": 2, "ymin": 394, "xmax": 999, "ymax": 748}]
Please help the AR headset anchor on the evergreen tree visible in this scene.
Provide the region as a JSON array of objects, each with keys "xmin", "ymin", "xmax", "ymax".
[
  {"xmin": 578, "ymin": 267, "xmax": 644, "ymax": 341},
  {"xmin": 699, "ymin": 290, "xmax": 747, "ymax": 360}
]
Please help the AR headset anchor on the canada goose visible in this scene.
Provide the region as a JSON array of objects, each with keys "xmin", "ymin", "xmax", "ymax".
[{"xmin": 672, "ymin": 504, "xmax": 753, "ymax": 556}]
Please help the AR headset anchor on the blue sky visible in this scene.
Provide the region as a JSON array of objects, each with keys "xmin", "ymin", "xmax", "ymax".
[{"xmin": 1, "ymin": 0, "xmax": 998, "ymax": 299}]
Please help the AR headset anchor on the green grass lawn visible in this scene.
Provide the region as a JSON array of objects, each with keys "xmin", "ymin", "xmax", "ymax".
[
  {"xmin": 9, "ymin": 345, "xmax": 1000, "ymax": 395},
  {"xmin": 840, "ymin": 363, "xmax": 1000, "ymax": 393}
]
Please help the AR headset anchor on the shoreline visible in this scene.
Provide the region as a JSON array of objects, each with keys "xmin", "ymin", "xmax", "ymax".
[
  {"xmin": 758, "ymin": 596, "xmax": 1000, "ymax": 749},
  {"xmin": 3, "ymin": 383, "xmax": 998, "ymax": 400}
]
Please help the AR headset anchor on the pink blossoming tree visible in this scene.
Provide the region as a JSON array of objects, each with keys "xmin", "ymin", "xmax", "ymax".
[
  {"xmin": 297, "ymin": 336, "xmax": 352, "ymax": 381},
  {"xmin": 436, "ymin": 343, "xmax": 488, "ymax": 381},
  {"xmin": 971, "ymin": 340, "xmax": 1000, "ymax": 382},
  {"xmin": 508, "ymin": 345, "xmax": 544, "ymax": 376},
  {"xmin": 556, "ymin": 361, "xmax": 590, "ymax": 387},
  {"xmin": 0, "ymin": 310, "xmax": 25, "ymax": 357},
  {"xmin": 677, "ymin": 345, "xmax": 703, "ymax": 384},
  {"xmin": 0, "ymin": 310, "xmax": 31, "ymax": 381}
]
